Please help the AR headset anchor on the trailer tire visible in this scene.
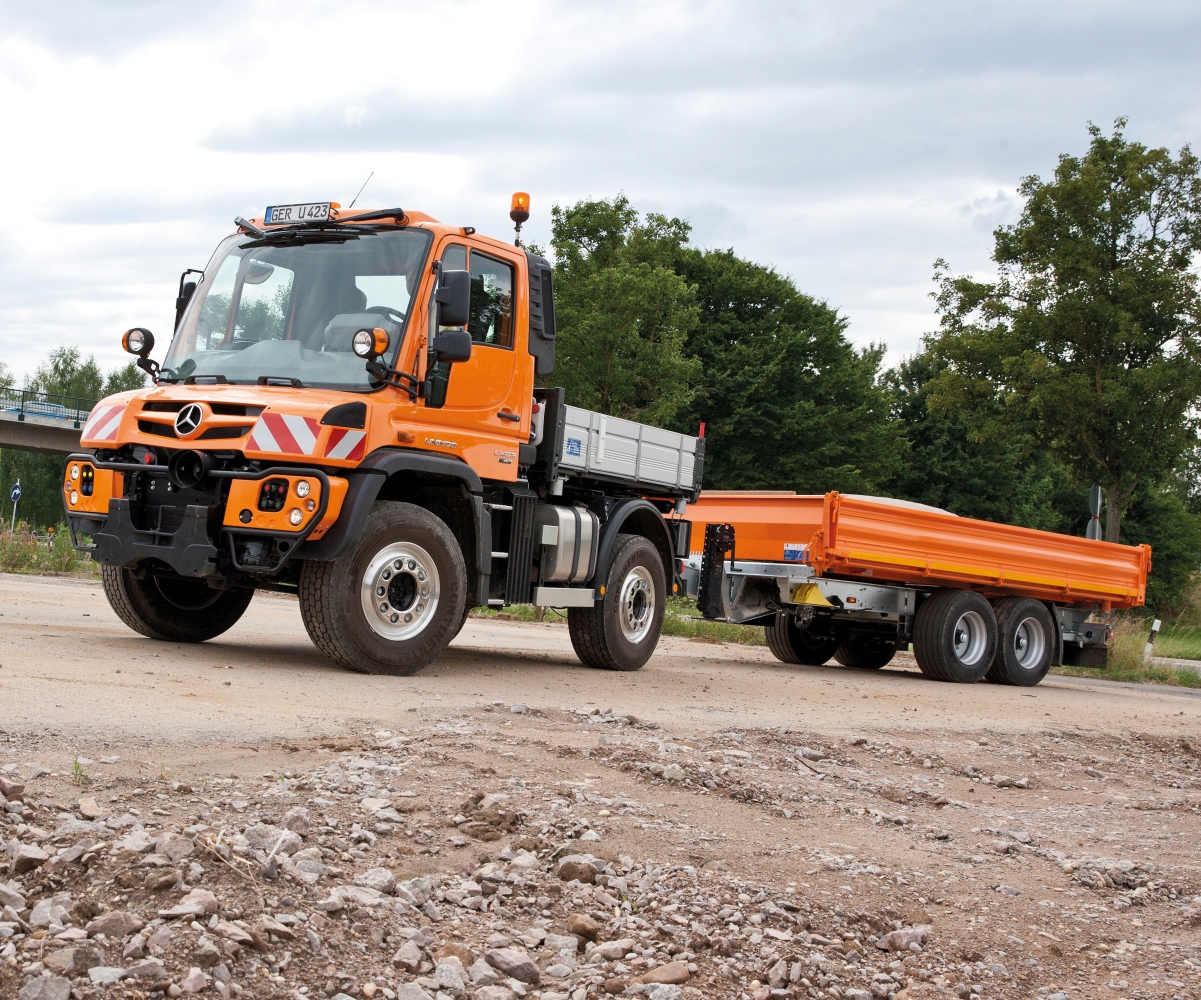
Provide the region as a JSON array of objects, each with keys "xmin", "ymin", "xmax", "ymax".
[
  {"xmin": 912, "ymin": 588, "xmax": 996, "ymax": 683},
  {"xmin": 298, "ymin": 501, "xmax": 466, "ymax": 676},
  {"xmin": 986, "ymin": 598, "xmax": 1054, "ymax": 686},
  {"xmin": 101, "ymin": 564, "xmax": 253, "ymax": 643},
  {"xmin": 834, "ymin": 635, "xmax": 898, "ymax": 670},
  {"xmin": 568, "ymin": 534, "xmax": 664, "ymax": 671},
  {"xmin": 765, "ymin": 614, "xmax": 838, "ymax": 665}
]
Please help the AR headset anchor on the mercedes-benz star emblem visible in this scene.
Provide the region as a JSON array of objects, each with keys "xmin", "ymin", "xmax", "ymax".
[{"xmin": 174, "ymin": 403, "xmax": 203, "ymax": 437}]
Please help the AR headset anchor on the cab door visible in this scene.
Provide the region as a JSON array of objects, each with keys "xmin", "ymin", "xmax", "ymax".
[{"xmin": 413, "ymin": 240, "xmax": 533, "ymax": 479}]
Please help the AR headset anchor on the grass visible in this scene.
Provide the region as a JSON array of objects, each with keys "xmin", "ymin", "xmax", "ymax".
[
  {"xmin": 471, "ymin": 595, "xmax": 766, "ymax": 645},
  {"xmin": 0, "ymin": 524, "xmax": 98, "ymax": 577}
]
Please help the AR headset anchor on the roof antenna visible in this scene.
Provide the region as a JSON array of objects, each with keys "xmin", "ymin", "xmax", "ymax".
[{"xmin": 348, "ymin": 171, "xmax": 374, "ymax": 210}]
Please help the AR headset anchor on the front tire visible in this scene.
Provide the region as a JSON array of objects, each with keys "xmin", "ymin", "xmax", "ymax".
[
  {"xmin": 568, "ymin": 534, "xmax": 665, "ymax": 671},
  {"xmin": 834, "ymin": 634, "xmax": 898, "ymax": 669},
  {"xmin": 298, "ymin": 501, "xmax": 466, "ymax": 676},
  {"xmin": 986, "ymin": 598, "xmax": 1054, "ymax": 686},
  {"xmin": 102, "ymin": 565, "xmax": 253, "ymax": 642},
  {"xmin": 765, "ymin": 614, "xmax": 838, "ymax": 665},
  {"xmin": 912, "ymin": 588, "xmax": 997, "ymax": 683}
]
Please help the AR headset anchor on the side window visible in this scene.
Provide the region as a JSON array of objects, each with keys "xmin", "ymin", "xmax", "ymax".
[
  {"xmin": 468, "ymin": 251, "xmax": 514, "ymax": 348},
  {"xmin": 440, "ymin": 244, "xmax": 467, "ymax": 272},
  {"xmin": 194, "ymin": 254, "xmax": 241, "ymax": 351}
]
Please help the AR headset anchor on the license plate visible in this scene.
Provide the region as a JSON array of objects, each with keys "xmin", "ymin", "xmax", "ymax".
[{"xmin": 264, "ymin": 202, "xmax": 331, "ymax": 225}]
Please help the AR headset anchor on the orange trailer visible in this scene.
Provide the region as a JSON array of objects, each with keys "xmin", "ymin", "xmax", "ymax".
[{"xmin": 682, "ymin": 491, "xmax": 1148, "ymax": 686}]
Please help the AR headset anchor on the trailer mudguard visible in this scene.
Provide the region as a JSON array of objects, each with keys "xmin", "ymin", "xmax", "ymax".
[
  {"xmin": 298, "ymin": 448, "xmax": 486, "ymax": 569},
  {"xmin": 589, "ymin": 498, "xmax": 678, "ymax": 594}
]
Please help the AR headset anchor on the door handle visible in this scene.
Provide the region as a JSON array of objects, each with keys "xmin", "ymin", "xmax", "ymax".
[{"xmin": 497, "ymin": 411, "xmax": 520, "ymax": 422}]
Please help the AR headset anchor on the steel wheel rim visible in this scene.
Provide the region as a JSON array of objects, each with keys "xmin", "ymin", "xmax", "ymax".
[
  {"xmin": 951, "ymin": 609, "xmax": 988, "ymax": 666},
  {"xmin": 360, "ymin": 541, "xmax": 440, "ymax": 641},
  {"xmin": 1013, "ymin": 616, "xmax": 1045, "ymax": 669},
  {"xmin": 618, "ymin": 565, "xmax": 655, "ymax": 644}
]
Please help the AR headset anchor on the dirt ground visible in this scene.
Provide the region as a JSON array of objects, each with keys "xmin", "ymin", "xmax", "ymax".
[{"xmin": 2, "ymin": 572, "xmax": 1200, "ymax": 1000}]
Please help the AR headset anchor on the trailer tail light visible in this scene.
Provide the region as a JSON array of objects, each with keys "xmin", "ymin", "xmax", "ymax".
[{"xmin": 80, "ymin": 465, "xmax": 95, "ymax": 497}]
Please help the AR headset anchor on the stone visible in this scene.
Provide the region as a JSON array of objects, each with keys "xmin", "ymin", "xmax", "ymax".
[
  {"xmin": 557, "ymin": 861, "xmax": 595, "ymax": 884},
  {"xmin": 355, "ymin": 867, "xmax": 397, "ymax": 894},
  {"xmin": 578, "ymin": 828, "xmax": 601, "ymax": 841},
  {"xmin": 0, "ymin": 882, "xmax": 26, "ymax": 909},
  {"xmin": 147, "ymin": 926, "xmax": 175, "ymax": 956},
  {"xmin": 77, "ymin": 796, "xmax": 105, "ymax": 819},
  {"xmin": 878, "ymin": 784, "xmax": 910, "ymax": 805},
  {"xmin": 159, "ymin": 887, "xmax": 219, "ymax": 918},
  {"xmin": 123, "ymin": 934, "xmax": 146, "ymax": 961},
  {"xmin": 644, "ymin": 986, "xmax": 681, "ymax": 1000},
  {"xmin": 18, "ymin": 976, "xmax": 71, "ymax": 1000},
  {"xmin": 12, "ymin": 843, "xmax": 49, "ymax": 873},
  {"xmin": 116, "ymin": 829, "xmax": 156, "ymax": 853},
  {"xmin": 603, "ymin": 978, "xmax": 627, "ymax": 995},
  {"xmin": 544, "ymin": 933, "xmax": 580, "ymax": 954},
  {"xmin": 145, "ymin": 868, "xmax": 182, "ymax": 892},
  {"xmin": 88, "ymin": 968, "xmax": 125, "ymax": 986},
  {"xmin": 281, "ymin": 805, "xmax": 310, "ymax": 835},
  {"xmin": 485, "ymin": 947, "xmax": 542, "ymax": 985},
  {"xmin": 192, "ymin": 936, "xmax": 222, "ymax": 968},
  {"xmin": 0, "ymin": 776, "xmax": 24, "ymax": 800},
  {"xmin": 874, "ymin": 924, "xmax": 932, "ymax": 952},
  {"xmin": 394, "ymin": 985, "xmax": 434, "ymax": 1000},
  {"xmin": 469, "ymin": 958, "xmax": 502, "ymax": 985},
  {"xmin": 766, "ymin": 958, "xmax": 789, "ymax": 988},
  {"xmin": 566, "ymin": 913, "xmax": 598, "ymax": 941},
  {"xmin": 44, "ymin": 946, "xmax": 102, "ymax": 976},
  {"xmin": 154, "ymin": 833, "xmax": 196, "ymax": 863},
  {"xmin": 29, "ymin": 896, "xmax": 69, "ymax": 927},
  {"xmin": 635, "ymin": 961, "xmax": 690, "ymax": 985},
  {"xmin": 122, "ymin": 957, "xmax": 169, "ymax": 980},
  {"xmin": 212, "ymin": 920, "xmax": 255, "ymax": 947},
  {"xmin": 660, "ymin": 764, "xmax": 686, "ymax": 782},
  {"xmin": 85, "ymin": 910, "xmax": 144, "ymax": 938},
  {"xmin": 993, "ymin": 775, "xmax": 1029, "ymax": 789},
  {"xmin": 180, "ymin": 967, "xmax": 209, "ymax": 993},
  {"xmin": 438, "ymin": 942, "xmax": 476, "ymax": 965},
  {"xmin": 843, "ymin": 990, "xmax": 872, "ymax": 1000},
  {"xmin": 392, "ymin": 939, "xmax": 423, "ymax": 971},
  {"xmin": 435, "ymin": 958, "xmax": 468, "ymax": 992},
  {"xmin": 591, "ymin": 938, "xmax": 636, "ymax": 960},
  {"xmin": 474, "ymin": 988, "xmax": 516, "ymax": 1000}
]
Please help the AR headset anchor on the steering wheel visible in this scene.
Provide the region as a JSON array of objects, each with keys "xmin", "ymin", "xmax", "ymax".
[{"xmin": 364, "ymin": 305, "xmax": 405, "ymax": 324}]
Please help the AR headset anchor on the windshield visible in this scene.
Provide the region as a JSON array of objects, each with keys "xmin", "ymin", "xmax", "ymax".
[{"xmin": 164, "ymin": 228, "xmax": 433, "ymax": 389}]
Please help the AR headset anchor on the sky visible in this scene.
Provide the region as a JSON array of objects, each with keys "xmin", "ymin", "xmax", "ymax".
[{"xmin": 1, "ymin": 0, "xmax": 1199, "ymax": 386}]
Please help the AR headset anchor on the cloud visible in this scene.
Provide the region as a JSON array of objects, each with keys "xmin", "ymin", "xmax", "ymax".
[{"xmin": 1, "ymin": 0, "xmax": 1199, "ymax": 381}]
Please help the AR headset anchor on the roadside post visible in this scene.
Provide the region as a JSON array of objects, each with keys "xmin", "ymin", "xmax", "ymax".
[
  {"xmin": 8, "ymin": 480, "xmax": 19, "ymax": 534},
  {"xmin": 1143, "ymin": 619, "xmax": 1162, "ymax": 663}
]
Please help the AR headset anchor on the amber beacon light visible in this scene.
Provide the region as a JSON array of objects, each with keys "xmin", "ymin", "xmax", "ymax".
[{"xmin": 510, "ymin": 191, "xmax": 531, "ymax": 246}]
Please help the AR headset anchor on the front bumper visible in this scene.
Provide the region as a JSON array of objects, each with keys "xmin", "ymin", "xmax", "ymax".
[{"xmin": 65, "ymin": 453, "xmax": 330, "ymax": 579}]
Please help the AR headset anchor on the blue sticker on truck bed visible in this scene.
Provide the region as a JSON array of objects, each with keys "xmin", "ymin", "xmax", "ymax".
[
  {"xmin": 566, "ymin": 437, "xmax": 582, "ymax": 457},
  {"xmin": 783, "ymin": 543, "xmax": 807, "ymax": 562}
]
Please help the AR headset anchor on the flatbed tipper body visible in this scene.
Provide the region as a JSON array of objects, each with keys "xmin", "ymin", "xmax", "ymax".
[
  {"xmin": 685, "ymin": 491, "xmax": 1149, "ymax": 609},
  {"xmin": 682, "ymin": 491, "xmax": 1148, "ymax": 685}
]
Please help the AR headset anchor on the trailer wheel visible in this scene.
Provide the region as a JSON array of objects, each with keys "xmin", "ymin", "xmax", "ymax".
[
  {"xmin": 765, "ymin": 614, "xmax": 838, "ymax": 665},
  {"xmin": 101, "ymin": 564, "xmax": 253, "ymax": 642},
  {"xmin": 568, "ymin": 534, "xmax": 665, "ymax": 671},
  {"xmin": 298, "ymin": 501, "xmax": 466, "ymax": 676},
  {"xmin": 834, "ymin": 635, "xmax": 898, "ymax": 670},
  {"xmin": 986, "ymin": 598, "xmax": 1054, "ymax": 686},
  {"xmin": 912, "ymin": 588, "xmax": 996, "ymax": 683}
]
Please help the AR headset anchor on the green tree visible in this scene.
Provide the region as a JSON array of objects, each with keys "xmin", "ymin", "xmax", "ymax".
[
  {"xmin": 926, "ymin": 120, "xmax": 1201, "ymax": 541},
  {"xmin": 885, "ymin": 352, "xmax": 1077, "ymax": 530},
  {"xmin": 547, "ymin": 196, "xmax": 700, "ymax": 424},
  {"xmin": 1120, "ymin": 482, "xmax": 1201, "ymax": 610},
  {"xmin": 671, "ymin": 247, "xmax": 903, "ymax": 494},
  {"xmin": 104, "ymin": 362, "xmax": 148, "ymax": 396}
]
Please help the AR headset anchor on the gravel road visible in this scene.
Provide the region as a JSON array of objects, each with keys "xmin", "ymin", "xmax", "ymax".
[{"xmin": 2, "ymin": 573, "xmax": 1200, "ymax": 1000}]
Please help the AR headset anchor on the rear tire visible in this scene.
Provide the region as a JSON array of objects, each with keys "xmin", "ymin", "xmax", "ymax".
[
  {"xmin": 912, "ymin": 588, "xmax": 996, "ymax": 683},
  {"xmin": 298, "ymin": 501, "xmax": 466, "ymax": 676},
  {"xmin": 101, "ymin": 564, "xmax": 253, "ymax": 642},
  {"xmin": 834, "ymin": 634, "xmax": 898, "ymax": 669},
  {"xmin": 765, "ymin": 613, "xmax": 838, "ymax": 665},
  {"xmin": 568, "ymin": 534, "xmax": 665, "ymax": 671},
  {"xmin": 986, "ymin": 598, "xmax": 1054, "ymax": 686}
]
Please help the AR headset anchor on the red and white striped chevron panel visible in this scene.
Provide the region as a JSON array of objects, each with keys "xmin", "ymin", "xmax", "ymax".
[
  {"xmin": 323, "ymin": 428, "xmax": 366, "ymax": 462},
  {"xmin": 81, "ymin": 404, "xmax": 126, "ymax": 443},
  {"xmin": 247, "ymin": 413, "xmax": 320, "ymax": 456}
]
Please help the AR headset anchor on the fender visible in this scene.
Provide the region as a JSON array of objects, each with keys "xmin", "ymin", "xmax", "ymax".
[
  {"xmin": 589, "ymin": 498, "xmax": 677, "ymax": 595},
  {"xmin": 299, "ymin": 448, "xmax": 485, "ymax": 563}
]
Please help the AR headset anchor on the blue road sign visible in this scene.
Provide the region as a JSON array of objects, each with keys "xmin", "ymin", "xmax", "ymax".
[{"xmin": 9, "ymin": 482, "xmax": 19, "ymax": 504}]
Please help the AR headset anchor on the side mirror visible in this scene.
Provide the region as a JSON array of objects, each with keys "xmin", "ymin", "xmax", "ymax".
[
  {"xmin": 434, "ymin": 268, "xmax": 471, "ymax": 328},
  {"xmin": 431, "ymin": 329, "xmax": 473, "ymax": 364},
  {"xmin": 175, "ymin": 268, "xmax": 203, "ymax": 330}
]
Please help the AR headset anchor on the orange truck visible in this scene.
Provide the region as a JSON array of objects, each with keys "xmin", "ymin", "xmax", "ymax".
[
  {"xmin": 683, "ymin": 491, "xmax": 1149, "ymax": 685},
  {"xmin": 62, "ymin": 195, "xmax": 1148, "ymax": 685}
]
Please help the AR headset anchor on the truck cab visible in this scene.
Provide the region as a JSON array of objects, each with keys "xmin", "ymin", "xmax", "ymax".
[{"xmin": 64, "ymin": 200, "xmax": 701, "ymax": 675}]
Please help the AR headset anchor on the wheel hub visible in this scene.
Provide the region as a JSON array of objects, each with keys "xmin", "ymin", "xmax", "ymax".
[
  {"xmin": 952, "ymin": 610, "xmax": 988, "ymax": 666},
  {"xmin": 1012, "ymin": 616, "xmax": 1045, "ymax": 669},
  {"xmin": 618, "ymin": 565, "xmax": 655, "ymax": 644},
  {"xmin": 360, "ymin": 542, "xmax": 439, "ymax": 640}
]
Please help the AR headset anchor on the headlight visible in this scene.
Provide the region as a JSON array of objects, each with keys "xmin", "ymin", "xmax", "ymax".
[
  {"xmin": 288, "ymin": 508, "xmax": 303, "ymax": 526},
  {"xmin": 295, "ymin": 479, "xmax": 311, "ymax": 498},
  {"xmin": 69, "ymin": 490, "xmax": 78, "ymax": 505},
  {"xmin": 70, "ymin": 464, "xmax": 79, "ymax": 480}
]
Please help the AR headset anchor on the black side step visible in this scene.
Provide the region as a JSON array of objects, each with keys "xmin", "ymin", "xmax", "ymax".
[{"xmin": 697, "ymin": 522, "xmax": 735, "ymax": 620}]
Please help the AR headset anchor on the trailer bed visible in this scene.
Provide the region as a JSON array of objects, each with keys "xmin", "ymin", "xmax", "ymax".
[{"xmin": 686, "ymin": 491, "xmax": 1149, "ymax": 610}]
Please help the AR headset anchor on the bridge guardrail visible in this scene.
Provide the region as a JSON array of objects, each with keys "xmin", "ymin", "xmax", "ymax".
[{"xmin": 0, "ymin": 387, "xmax": 98, "ymax": 429}]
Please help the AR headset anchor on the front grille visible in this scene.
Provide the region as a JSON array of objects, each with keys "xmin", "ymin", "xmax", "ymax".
[
  {"xmin": 141, "ymin": 401, "xmax": 264, "ymax": 417},
  {"xmin": 199, "ymin": 425, "xmax": 251, "ymax": 440},
  {"xmin": 139, "ymin": 421, "xmax": 178, "ymax": 438}
]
